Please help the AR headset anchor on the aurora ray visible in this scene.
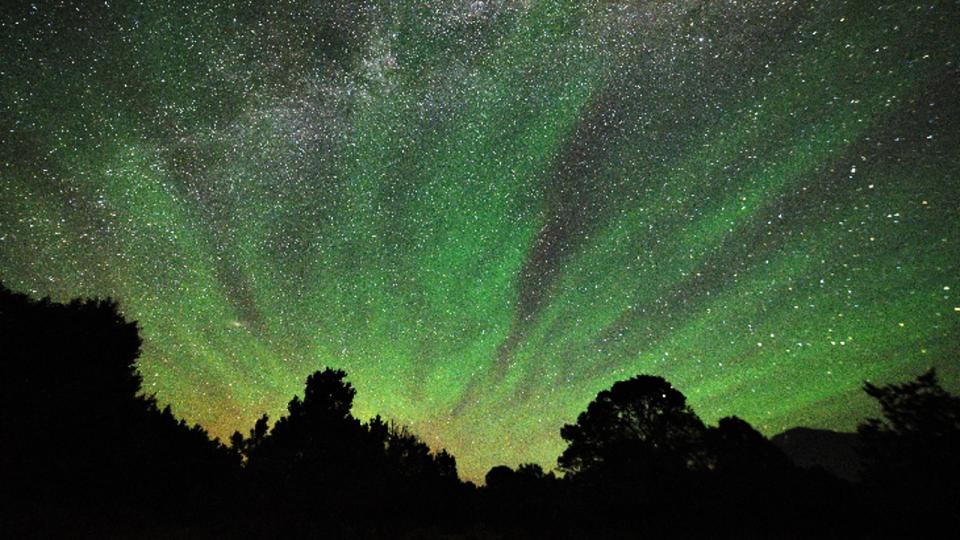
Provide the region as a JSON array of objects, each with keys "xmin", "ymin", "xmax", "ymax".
[{"xmin": 1, "ymin": 1, "xmax": 957, "ymax": 480}]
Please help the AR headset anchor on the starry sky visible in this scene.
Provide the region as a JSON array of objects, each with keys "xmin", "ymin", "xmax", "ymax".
[{"xmin": 1, "ymin": 0, "xmax": 958, "ymax": 481}]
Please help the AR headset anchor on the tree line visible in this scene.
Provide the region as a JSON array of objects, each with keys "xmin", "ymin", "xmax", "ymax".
[{"xmin": 1, "ymin": 283, "xmax": 957, "ymax": 538}]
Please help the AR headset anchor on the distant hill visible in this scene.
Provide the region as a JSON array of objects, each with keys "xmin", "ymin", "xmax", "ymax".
[{"xmin": 771, "ymin": 427, "xmax": 861, "ymax": 482}]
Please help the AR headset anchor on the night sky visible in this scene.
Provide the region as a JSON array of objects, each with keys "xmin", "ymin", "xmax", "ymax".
[{"xmin": 1, "ymin": 0, "xmax": 958, "ymax": 481}]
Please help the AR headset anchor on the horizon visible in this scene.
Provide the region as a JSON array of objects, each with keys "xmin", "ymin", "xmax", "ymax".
[
  {"xmin": 1, "ymin": 0, "xmax": 957, "ymax": 482},
  {"xmin": 0, "ymin": 282, "xmax": 890, "ymax": 483}
]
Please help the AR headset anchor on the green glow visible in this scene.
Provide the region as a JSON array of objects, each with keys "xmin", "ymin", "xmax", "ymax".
[{"xmin": 1, "ymin": 1, "xmax": 957, "ymax": 481}]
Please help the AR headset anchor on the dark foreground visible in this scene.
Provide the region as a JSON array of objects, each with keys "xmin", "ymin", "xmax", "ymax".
[{"xmin": 2, "ymin": 284, "xmax": 958, "ymax": 539}]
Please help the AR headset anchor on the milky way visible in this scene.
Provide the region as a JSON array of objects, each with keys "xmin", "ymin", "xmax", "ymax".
[{"xmin": 2, "ymin": 1, "xmax": 958, "ymax": 480}]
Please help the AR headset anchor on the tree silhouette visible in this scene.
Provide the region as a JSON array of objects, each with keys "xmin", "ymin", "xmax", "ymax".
[
  {"xmin": 485, "ymin": 465, "xmax": 517, "ymax": 489},
  {"xmin": 558, "ymin": 374, "xmax": 706, "ymax": 480},
  {"xmin": 236, "ymin": 367, "xmax": 464, "ymax": 535},
  {"xmin": 553, "ymin": 374, "xmax": 857, "ymax": 537},
  {"xmin": 516, "ymin": 462, "xmax": 553, "ymax": 481},
  {"xmin": 10, "ymin": 278, "xmax": 955, "ymax": 538},
  {"xmin": 0, "ymin": 283, "xmax": 236, "ymax": 537},
  {"xmin": 241, "ymin": 368, "xmax": 368, "ymax": 516},
  {"xmin": 858, "ymin": 369, "xmax": 960, "ymax": 531},
  {"xmin": 860, "ymin": 369, "xmax": 960, "ymax": 445}
]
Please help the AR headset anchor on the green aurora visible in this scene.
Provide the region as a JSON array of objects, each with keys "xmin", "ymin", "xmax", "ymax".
[{"xmin": 1, "ymin": 0, "xmax": 958, "ymax": 480}]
